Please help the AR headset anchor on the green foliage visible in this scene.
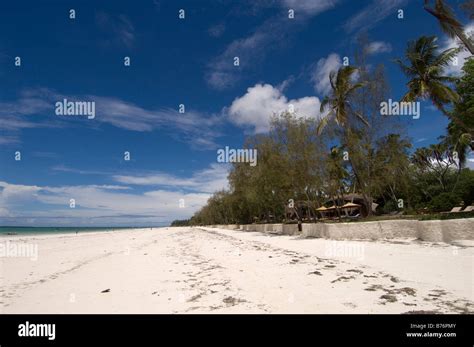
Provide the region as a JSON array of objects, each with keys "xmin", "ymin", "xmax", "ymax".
[
  {"xmin": 170, "ymin": 219, "xmax": 191, "ymax": 227},
  {"xmin": 453, "ymin": 169, "xmax": 474, "ymax": 205},
  {"xmin": 428, "ymin": 192, "xmax": 463, "ymax": 212},
  {"xmin": 420, "ymin": 211, "xmax": 474, "ymax": 220},
  {"xmin": 189, "ymin": 35, "xmax": 474, "ymax": 226},
  {"xmin": 395, "ymin": 36, "xmax": 459, "ymax": 116},
  {"xmin": 443, "ymin": 57, "xmax": 474, "ymax": 167}
]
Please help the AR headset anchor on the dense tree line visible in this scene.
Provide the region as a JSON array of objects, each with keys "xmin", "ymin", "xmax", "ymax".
[{"xmin": 174, "ymin": 1, "xmax": 474, "ymax": 226}]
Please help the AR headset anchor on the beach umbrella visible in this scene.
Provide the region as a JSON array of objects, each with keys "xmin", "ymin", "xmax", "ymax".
[{"xmin": 341, "ymin": 202, "xmax": 361, "ymax": 208}]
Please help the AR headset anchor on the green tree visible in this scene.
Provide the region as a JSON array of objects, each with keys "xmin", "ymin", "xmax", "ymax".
[
  {"xmin": 373, "ymin": 134, "xmax": 412, "ymax": 211},
  {"xmin": 442, "ymin": 57, "xmax": 474, "ymax": 168},
  {"xmin": 317, "ymin": 66, "xmax": 368, "ymax": 134},
  {"xmin": 317, "ymin": 65, "xmax": 376, "ymax": 214},
  {"xmin": 395, "ymin": 36, "xmax": 460, "ymax": 119},
  {"xmin": 424, "ymin": 0, "xmax": 474, "ymax": 54}
]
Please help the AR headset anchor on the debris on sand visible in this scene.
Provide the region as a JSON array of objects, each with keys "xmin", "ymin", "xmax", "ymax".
[
  {"xmin": 331, "ymin": 276, "xmax": 355, "ymax": 283},
  {"xmin": 380, "ymin": 294, "xmax": 397, "ymax": 303},
  {"xmin": 308, "ymin": 271, "xmax": 323, "ymax": 276},
  {"xmin": 222, "ymin": 296, "xmax": 246, "ymax": 306}
]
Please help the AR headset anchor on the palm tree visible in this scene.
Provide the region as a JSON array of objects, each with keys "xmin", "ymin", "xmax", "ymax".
[
  {"xmin": 441, "ymin": 130, "xmax": 472, "ymax": 169},
  {"xmin": 395, "ymin": 36, "xmax": 467, "ymax": 127},
  {"xmin": 424, "ymin": 0, "xmax": 474, "ymax": 54},
  {"xmin": 317, "ymin": 66, "xmax": 367, "ymax": 135},
  {"xmin": 317, "ymin": 66, "xmax": 372, "ymax": 214},
  {"xmin": 442, "ymin": 56, "xmax": 474, "ymax": 166}
]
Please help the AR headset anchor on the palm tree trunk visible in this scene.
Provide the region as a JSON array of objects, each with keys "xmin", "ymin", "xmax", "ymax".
[
  {"xmin": 452, "ymin": 25, "xmax": 474, "ymax": 55},
  {"xmin": 424, "ymin": 5, "xmax": 474, "ymax": 55}
]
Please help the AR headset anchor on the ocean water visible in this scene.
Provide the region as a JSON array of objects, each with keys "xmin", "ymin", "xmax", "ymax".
[{"xmin": 0, "ymin": 227, "xmax": 140, "ymax": 236}]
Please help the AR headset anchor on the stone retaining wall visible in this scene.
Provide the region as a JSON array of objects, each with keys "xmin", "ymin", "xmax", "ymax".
[{"xmin": 206, "ymin": 218, "xmax": 474, "ymax": 243}]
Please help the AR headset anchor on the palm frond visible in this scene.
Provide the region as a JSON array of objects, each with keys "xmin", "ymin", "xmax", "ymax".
[{"xmin": 316, "ymin": 115, "xmax": 330, "ymax": 135}]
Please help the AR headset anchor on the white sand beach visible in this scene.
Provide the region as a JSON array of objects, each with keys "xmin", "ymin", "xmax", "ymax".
[{"xmin": 0, "ymin": 226, "xmax": 472, "ymax": 314}]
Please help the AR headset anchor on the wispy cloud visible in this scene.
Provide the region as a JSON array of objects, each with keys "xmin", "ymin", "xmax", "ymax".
[
  {"xmin": 95, "ymin": 12, "xmax": 136, "ymax": 48},
  {"xmin": 365, "ymin": 41, "xmax": 392, "ymax": 54},
  {"xmin": 31, "ymin": 152, "xmax": 60, "ymax": 159},
  {"xmin": 282, "ymin": 0, "xmax": 339, "ymax": 15},
  {"xmin": 0, "ymin": 88, "xmax": 223, "ymax": 149},
  {"xmin": 91, "ymin": 95, "xmax": 222, "ymax": 149},
  {"xmin": 205, "ymin": 20, "xmax": 274, "ymax": 90},
  {"xmin": 0, "ymin": 89, "xmax": 66, "ymax": 144},
  {"xmin": 113, "ymin": 163, "xmax": 229, "ymax": 194},
  {"xmin": 205, "ymin": 1, "xmax": 340, "ymax": 90},
  {"xmin": 51, "ymin": 165, "xmax": 110, "ymax": 176},
  {"xmin": 0, "ymin": 135, "xmax": 21, "ymax": 145},
  {"xmin": 208, "ymin": 23, "xmax": 226, "ymax": 38},
  {"xmin": 344, "ymin": 0, "xmax": 409, "ymax": 33},
  {"xmin": 0, "ymin": 180, "xmax": 210, "ymax": 226},
  {"xmin": 0, "ymin": 164, "xmax": 229, "ymax": 225},
  {"xmin": 243, "ymin": 0, "xmax": 339, "ymax": 16},
  {"xmin": 311, "ymin": 53, "xmax": 341, "ymax": 96}
]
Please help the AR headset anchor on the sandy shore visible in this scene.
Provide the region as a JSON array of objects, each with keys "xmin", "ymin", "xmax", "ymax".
[{"xmin": 0, "ymin": 226, "xmax": 472, "ymax": 313}]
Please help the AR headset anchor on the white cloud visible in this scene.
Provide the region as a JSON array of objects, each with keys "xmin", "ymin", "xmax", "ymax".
[
  {"xmin": 92, "ymin": 95, "xmax": 222, "ymax": 149},
  {"xmin": 311, "ymin": 53, "xmax": 341, "ymax": 95},
  {"xmin": 0, "ymin": 135, "xmax": 21, "ymax": 145},
  {"xmin": 227, "ymin": 83, "xmax": 322, "ymax": 133},
  {"xmin": 205, "ymin": 1, "xmax": 340, "ymax": 90},
  {"xmin": 441, "ymin": 23, "xmax": 474, "ymax": 76},
  {"xmin": 113, "ymin": 163, "xmax": 229, "ymax": 194},
  {"xmin": 276, "ymin": 75, "xmax": 295, "ymax": 92},
  {"xmin": 281, "ymin": 0, "xmax": 339, "ymax": 15},
  {"xmin": 344, "ymin": 0, "xmax": 409, "ymax": 33},
  {"xmin": 0, "ymin": 89, "xmax": 65, "ymax": 145},
  {"xmin": 0, "ymin": 88, "xmax": 222, "ymax": 149},
  {"xmin": 0, "ymin": 165, "xmax": 229, "ymax": 226},
  {"xmin": 0, "ymin": 207, "xmax": 11, "ymax": 217},
  {"xmin": 366, "ymin": 41, "xmax": 392, "ymax": 54},
  {"xmin": 0, "ymin": 182, "xmax": 41, "ymax": 201},
  {"xmin": 206, "ymin": 26, "xmax": 271, "ymax": 90}
]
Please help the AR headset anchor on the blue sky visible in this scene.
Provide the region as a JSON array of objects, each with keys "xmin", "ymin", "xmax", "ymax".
[{"xmin": 0, "ymin": 0, "xmax": 472, "ymax": 226}]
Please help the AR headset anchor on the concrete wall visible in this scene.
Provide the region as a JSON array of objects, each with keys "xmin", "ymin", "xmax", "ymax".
[
  {"xmin": 268, "ymin": 224, "xmax": 283, "ymax": 234},
  {"xmin": 418, "ymin": 219, "xmax": 474, "ymax": 243},
  {"xmin": 282, "ymin": 224, "xmax": 299, "ymax": 235},
  {"xmin": 245, "ymin": 225, "xmax": 256, "ymax": 232},
  {"xmin": 209, "ymin": 218, "xmax": 474, "ymax": 243},
  {"xmin": 304, "ymin": 219, "xmax": 474, "ymax": 242},
  {"xmin": 302, "ymin": 220, "xmax": 419, "ymax": 240}
]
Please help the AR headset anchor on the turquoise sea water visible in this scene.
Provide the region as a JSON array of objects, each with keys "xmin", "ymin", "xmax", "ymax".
[{"xmin": 0, "ymin": 227, "xmax": 142, "ymax": 236}]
